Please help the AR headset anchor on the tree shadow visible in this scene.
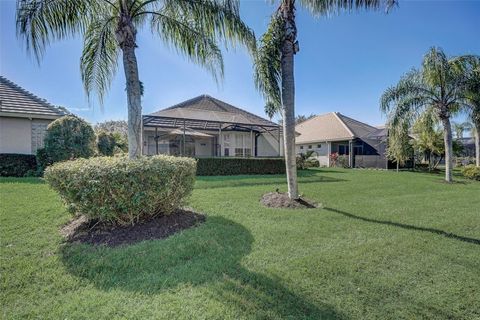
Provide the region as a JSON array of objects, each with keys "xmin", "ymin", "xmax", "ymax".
[
  {"xmin": 60, "ymin": 216, "xmax": 343, "ymax": 319},
  {"xmin": 196, "ymin": 175, "xmax": 347, "ymax": 190},
  {"xmin": 324, "ymin": 207, "xmax": 480, "ymax": 246},
  {"xmin": 0, "ymin": 177, "xmax": 44, "ymax": 184}
]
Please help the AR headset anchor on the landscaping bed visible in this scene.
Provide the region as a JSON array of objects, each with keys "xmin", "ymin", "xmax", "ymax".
[{"xmin": 61, "ymin": 209, "xmax": 205, "ymax": 247}]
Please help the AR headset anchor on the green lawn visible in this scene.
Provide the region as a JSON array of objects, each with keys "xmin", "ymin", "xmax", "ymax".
[{"xmin": 1, "ymin": 169, "xmax": 479, "ymax": 319}]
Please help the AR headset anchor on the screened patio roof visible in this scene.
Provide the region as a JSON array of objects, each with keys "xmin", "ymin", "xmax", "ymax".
[{"xmin": 143, "ymin": 95, "xmax": 280, "ymax": 133}]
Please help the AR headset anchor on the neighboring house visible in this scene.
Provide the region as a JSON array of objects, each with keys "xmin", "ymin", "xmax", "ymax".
[
  {"xmin": 295, "ymin": 112, "xmax": 388, "ymax": 168},
  {"xmin": 0, "ymin": 76, "xmax": 65, "ymax": 155},
  {"xmin": 142, "ymin": 95, "xmax": 283, "ymax": 158}
]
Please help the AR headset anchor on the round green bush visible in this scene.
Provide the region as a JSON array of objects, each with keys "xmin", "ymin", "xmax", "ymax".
[
  {"xmin": 96, "ymin": 131, "xmax": 117, "ymax": 156},
  {"xmin": 462, "ymin": 165, "xmax": 480, "ymax": 181},
  {"xmin": 45, "ymin": 155, "xmax": 197, "ymax": 225},
  {"xmin": 44, "ymin": 116, "xmax": 96, "ymax": 163}
]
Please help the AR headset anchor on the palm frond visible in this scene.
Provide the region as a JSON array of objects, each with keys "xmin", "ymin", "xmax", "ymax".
[
  {"xmin": 148, "ymin": 10, "xmax": 224, "ymax": 82},
  {"xmin": 253, "ymin": 14, "xmax": 285, "ymax": 118},
  {"xmin": 299, "ymin": 0, "xmax": 396, "ymax": 16},
  {"xmin": 80, "ymin": 15, "xmax": 119, "ymax": 103},
  {"xmin": 16, "ymin": 0, "xmax": 93, "ymax": 60}
]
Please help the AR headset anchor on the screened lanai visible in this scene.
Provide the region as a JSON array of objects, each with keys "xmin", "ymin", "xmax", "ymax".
[{"xmin": 142, "ymin": 95, "xmax": 283, "ymax": 158}]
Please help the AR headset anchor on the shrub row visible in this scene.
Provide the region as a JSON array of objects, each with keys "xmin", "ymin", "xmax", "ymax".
[
  {"xmin": 196, "ymin": 157, "xmax": 285, "ymax": 176},
  {"xmin": 0, "ymin": 154, "xmax": 37, "ymax": 177},
  {"xmin": 45, "ymin": 155, "xmax": 197, "ymax": 225},
  {"xmin": 462, "ymin": 165, "xmax": 480, "ymax": 181}
]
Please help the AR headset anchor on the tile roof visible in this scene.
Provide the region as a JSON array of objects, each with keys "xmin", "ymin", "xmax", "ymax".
[
  {"xmin": 295, "ymin": 112, "xmax": 382, "ymax": 144},
  {"xmin": 149, "ymin": 95, "xmax": 278, "ymax": 127},
  {"xmin": 0, "ymin": 76, "xmax": 65, "ymax": 119}
]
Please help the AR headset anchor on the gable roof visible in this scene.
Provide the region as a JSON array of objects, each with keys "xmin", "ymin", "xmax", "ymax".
[
  {"xmin": 0, "ymin": 76, "xmax": 65, "ymax": 119},
  {"xmin": 295, "ymin": 112, "xmax": 380, "ymax": 144},
  {"xmin": 146, "ymin": 95, "xmax": 278, "ymax": 129}
]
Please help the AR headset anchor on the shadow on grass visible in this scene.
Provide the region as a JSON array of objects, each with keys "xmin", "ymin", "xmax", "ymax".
[
  {"xmin": 60, "ymin": 216, "xmax": 342, "ymax": 319},
  {"xmin": 0, "ymin": 177, "xmax": 44, "ymax": 184},
  {"xmin": 196, "ymin": 175, "xmax": 347, "ymax": 190},
  {"xmin": 324, "ymin": 207, "xmax": 480, "ymax": 246}
]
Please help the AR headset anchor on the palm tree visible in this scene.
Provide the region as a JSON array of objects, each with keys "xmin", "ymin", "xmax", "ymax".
[
  {"xmin": 380, "ymin": 47, "xmax": 472, "ymax": 182},
  {"xmin": 17, "ymin": 0, "xmax": 255, "ymax": 158},
  {"xmin": 456, "ymin": 56, "xmax": 480, "ymax": 166},
  {"xmin": 453, "ymin": 122, "xmax": 468, "ymax": 139},
  {"xmin": 254, "ymin": 0, "xmax": 394, "ymax": 199}
]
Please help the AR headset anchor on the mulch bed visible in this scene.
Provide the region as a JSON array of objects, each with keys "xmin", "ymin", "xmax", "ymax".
[
  {"xmin": 260, "ymin": 192, "xmax": 318, "ymax": 209},
  {"xmin": 60, "ymin": 209, "xmax": 205, "ymax": 247}
]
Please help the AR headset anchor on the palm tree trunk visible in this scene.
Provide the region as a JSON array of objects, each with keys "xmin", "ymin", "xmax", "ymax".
[
  {"xmin": 475, "ymin": 122, "xmax": 480, "ymax": 167},
  {"xmin": 280, "ymin": 0, "xmax": 298, "ymax": 199},
  {"xmin": 117, "ymin": 13, "xmax": 142, "ymax": 159},
  {"xmin": 441, "ymin": 117, "xmax": 453, "ymax": 182},
  {"xmin": 122, "ymin": 45, "xmax": 143, "ymax": 158}
]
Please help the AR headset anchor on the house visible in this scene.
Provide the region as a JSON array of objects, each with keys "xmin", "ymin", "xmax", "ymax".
[
  {"xmin": 295, "ymin": 112, "xmax": 388, "ymax": 168},
  {"xmin": 142, "ymin": 95, "xmax": 283, "ymax": 158},
  {"xmin": 0, "ymin": 76, "xmax": 65, "ymax": 155}
]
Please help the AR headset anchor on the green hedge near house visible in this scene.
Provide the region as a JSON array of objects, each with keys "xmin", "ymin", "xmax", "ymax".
[
  {"xmin": 0, "ymin": 154, "xmax": 37, "ymax": 177},
  {"xmin": 196, "ymin": 157, "xmax": 285, "ymax": 176}
]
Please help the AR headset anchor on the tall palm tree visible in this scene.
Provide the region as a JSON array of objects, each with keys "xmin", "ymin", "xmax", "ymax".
[
  {"xmin": 16, "ymin": 0, "xmax": 255, "ymax": 158},
  {"xmin": 380, "ymin": 47, "xmax": 472, "ymax": 182},
  {"xmin": 456, "ymin": 56, "xmax": 480, "ymax": 166},
  {"xmin": 254, "ymin": 0, "xmax": 394, "ymax": 200}
]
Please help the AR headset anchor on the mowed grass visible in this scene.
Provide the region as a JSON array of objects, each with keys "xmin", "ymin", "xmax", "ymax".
[{"xmin": 1, "ymin": 169, "xmax": 479, "ymax": 319}]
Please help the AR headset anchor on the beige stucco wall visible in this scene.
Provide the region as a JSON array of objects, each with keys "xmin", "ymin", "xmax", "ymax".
[
  {"xmin": 257, "ymin": 133, "xmax": 283, "ymax": 157},
  {"xmin": 0, "ymin": 117, "xmax": 52, "ymax": 154}
]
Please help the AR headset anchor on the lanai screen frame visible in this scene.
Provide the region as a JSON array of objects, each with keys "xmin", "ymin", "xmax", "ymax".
[{"xmin": 142, "ymin": 114, "xmax": 282, "ymax": 157}]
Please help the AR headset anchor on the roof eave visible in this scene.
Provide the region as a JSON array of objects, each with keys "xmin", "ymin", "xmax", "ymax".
[{"xmin": 0, "ymin": 111, "xmax": 63, "ymax": 120}]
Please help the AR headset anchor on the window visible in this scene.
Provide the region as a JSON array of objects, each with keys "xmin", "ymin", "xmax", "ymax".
[
  {"xmin": 317, "ymin": 144, "xmax": 322, "ymax": 148},
  {"xmin": 300, "ymin": 146, "xmax": 304, "ymax": 150},
  {"xmin": 308, "ymin": 145, "xmax": 312, "ymax": 149},
  {"xmin": 31, "ymin": 122, "xmax": 48, "ymax": 153},
  {"xmin": 223, "ymin": 134, "xmax": 230, "ymax": 147},
  {"xmin": 245, "ymin": 148, "xmax": 251, "ymax": 157},
  {"xmin": 235, "ymin": 148, "xmax": 244, "ymax": 157},
  {"xmin": 338, "ymin": 145, "xmax": 349, "ymax": 155},
  {"xmin": 224, "ymin": 148, "xmax": 230, "ymax": 156}
]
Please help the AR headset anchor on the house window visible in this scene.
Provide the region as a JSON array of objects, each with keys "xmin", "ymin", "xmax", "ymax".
[
  {"xmin": 245, "ymin": 148, "xmax": 251, "ymax": 157},
  {"xmin": 338, "ymin": 145, "xmax": 349, "ymax": 155},
  {"xmin": 308, "ymin": 145, "xmax": 312, "ymax": 149},
  {"xmin": 31, "ymin": 122, "xmax": 48, "ymax": 153},
  {"xmin": 300, "ymin": 146, "xmax": 304, "ymax": 150},
  {"xmin": 223, "ymin": 134, "xmax": 230, "ymax": 147},
  {"xmin": 224, "ymin": 148, "xmax": 230, "ymax": 156},
  {"xmin": 317, "ymin": 144, "xmax": 322, "ymax": 148},
  {"xmin": 235, "ymin": 148, "xmax": 244, "ymax": 157}
]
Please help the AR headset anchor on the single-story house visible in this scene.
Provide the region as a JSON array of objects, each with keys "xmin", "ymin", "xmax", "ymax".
[
  {"xmin": 142, "ymin": 95, "xmax": 283, "ymax": 158},
  {"xmin": 295, "ymin": 112, "xmax": 388, "ymax": 168},
  {"xmin": 0, "ymin": 76, "xmax": 65, "ymax": 155}
]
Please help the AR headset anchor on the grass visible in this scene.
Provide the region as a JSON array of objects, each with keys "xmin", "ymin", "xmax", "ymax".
[{"xmin": 1, "ymin": 169, "xmax": 479, "ymax": 319}]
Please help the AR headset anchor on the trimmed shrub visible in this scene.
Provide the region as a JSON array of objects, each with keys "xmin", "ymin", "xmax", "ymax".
[
  {"xmin": 43, "ymin": 116, "xmax": 96, "ymax": 163},
  {"xmin": 462, "ymin": 165, "xmax": 480, "ymax": 181},
  {"xmin": 0, "ymin": 154, "xmax": 37, "ymax": 177},
  {"xmin": 196, "ymin": 157, "xmax": 285, "ymax": 176},
  {"xmin": 97, "ymin": 131, "xmax": 117, "ymax": 156},
  {"xmin": 45, "ymin": 155, "xmax": 197, "ymax": 225}
]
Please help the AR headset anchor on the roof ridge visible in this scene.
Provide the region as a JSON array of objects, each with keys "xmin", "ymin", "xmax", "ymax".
[
  {"xmin": 0, "ymin": 75, "xmax": 65, "ymax": 115},
  {"xmin": 333, "ymin": 112, "xmax": 355, "ymax": 138},
  {"xmin": 336, "ymin": 112, "xmax": 378, "ymax": 130}
]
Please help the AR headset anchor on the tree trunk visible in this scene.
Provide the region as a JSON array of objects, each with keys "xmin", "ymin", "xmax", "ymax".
[
  {"xmin": 396, "ymin": 161, "xmax": 399, "ymax": 172},
  {"xmin": 441, "ymin": 117, "xmax": 453, "ymax": 182},
  {"xmin": 475, "ymin": 122, "xmax": 480, "ymax": 167},
  {"xmin": 280, "ymin": 0, "xmax": 298, "ymax": 199},
  {"xmin": 117, "ymin": 12, "xmax": 142, "ymax": 159}
]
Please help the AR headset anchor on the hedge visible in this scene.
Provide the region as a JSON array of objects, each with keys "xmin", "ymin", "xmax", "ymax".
[
  {"xmin": 45, "ymin": 155, "xmax": 197, "ymax": 225},
  {"xmin": 0, "ymin": 154, "xmax": 37, "ymax": 177},
  {"xmin": 196, "ymin": 157, "xmax": 285, "ymax": 176},
  {"xmin": 462, "ymin": 165, "xmax": 480, "ymax": 181}
]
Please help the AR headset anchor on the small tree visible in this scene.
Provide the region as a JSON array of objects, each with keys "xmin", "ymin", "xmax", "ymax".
[
  {"xmin": 386, "ymin": 122, "xmax": 412, "ymax": 172},
  {"xmin": 42, "ymin": 116, "xmax": 96, "ymax": 164}
]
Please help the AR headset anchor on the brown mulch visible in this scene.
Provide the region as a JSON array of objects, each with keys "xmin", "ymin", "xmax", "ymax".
[
  {"xmin": 60, "ymin": 209, "xmax": 206, "ymax": 247},
  {"xmin": 260, "ymin": 192, "xmax": 318, "ymax": 209}
]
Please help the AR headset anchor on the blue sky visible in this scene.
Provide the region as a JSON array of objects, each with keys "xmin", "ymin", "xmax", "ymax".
[{"xmin": 1, "ymin": 0, "xmax": 479, "ymax": 126}]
